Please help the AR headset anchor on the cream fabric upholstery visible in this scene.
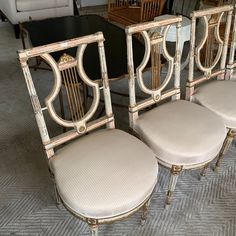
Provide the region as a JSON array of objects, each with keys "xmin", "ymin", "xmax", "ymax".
[
  {"xmin": 134, "ymin": 100, "xmax": 227, "ymax": 166},
  {"xmin": 16, "ymin": 0, "xmax": 69, "ymax": 12},
  {"xmin": 49, "ymin": 129, "xmax": 158, "ymax": 219},
  {"xmin": 193, "ymin": 80, "xmax": 236, "ymax": 129},
  {"xmin": 0, "ymin": 0, "xmax": 74, "ymax": 24}
]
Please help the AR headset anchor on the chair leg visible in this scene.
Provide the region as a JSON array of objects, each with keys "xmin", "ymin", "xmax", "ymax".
[
  {"xmin": 89, "ymin": 223, "xmax": 98, "ymax": 236},
  {"xmin": 199, "ymin": 163, "xmax": 209, "ymax": 180},
  {"xmin": 48, "ymin": 168, "xmax": 61, "ymax": 206},
  {"xmin": 141, "ymin": 198, "xmax": 151, "ymax": 226},
  {"xmin": 165, "ymin": 165, "xmax": 183, "ymax": 207},
  {"xmin": 214, "ymin": 129, "xmax": 235, "ymax": 172}
]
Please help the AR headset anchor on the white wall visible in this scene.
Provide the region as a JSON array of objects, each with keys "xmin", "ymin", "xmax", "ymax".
[{"xmin": 81, "ymin": 0, "xmax": 107, "ymax": 7}]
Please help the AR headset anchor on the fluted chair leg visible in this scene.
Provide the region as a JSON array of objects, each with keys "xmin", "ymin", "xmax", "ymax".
[
  {"xmin": 90, "ymin": 223, "xmax": 98, "ymax": 236},
  {"xmin": 214, "ymin": 129, "xmax": 235, "ymax": 172},
  {"xmin": 199, "ymin": 163, "xmax": 209, "ymax": 180},
  {"xmin": 141, "ymin": 198, "xmax": 151, "ymax": 226},
  {"xmin": 54, "ymin": 185, "xmax": 61, "ymax": 206},
  {"xmin": 165, "ymin": 165, "xmax": 183, "ymax": 208}
]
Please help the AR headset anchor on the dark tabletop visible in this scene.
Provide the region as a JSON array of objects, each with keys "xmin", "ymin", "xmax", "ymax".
[{"xmin": 22, "ymin": 15, "xmax": 146, "ymax": 80}]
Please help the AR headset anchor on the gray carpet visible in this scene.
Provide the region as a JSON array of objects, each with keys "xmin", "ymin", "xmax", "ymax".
[{"xmin": 0, "ymin": 16, "xmax": 236, "ymax": 236}]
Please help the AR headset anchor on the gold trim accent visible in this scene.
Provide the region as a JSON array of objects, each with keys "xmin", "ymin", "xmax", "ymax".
[
  {"xmin": 58, "ymin": 53, "xmax": 76, "ymax": 65},
  {"xmin": 171, "ymin": 165, "xmax": 183, "ymax": 175}
]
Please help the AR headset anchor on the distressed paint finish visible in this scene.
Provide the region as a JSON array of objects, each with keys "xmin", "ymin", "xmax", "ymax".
[
  {"xmin": 126, "ymin": 16, "xmax": 184, "ymax": 207},
  {"xmin": 226, "ymin": 4, "xmax": 236, "ymax": 80},
  {"xmin": 126, "ymin": 15, "xmax": 182, "ymax": 130},
  {"xmin": 186, "ymin": 5, "xmax": 236, "ymax": 171},
  {"xmin": 186, "ymin": 5, "xmax": 233, "ymax": 101},
  {"xmin": 18, "ymin": 32, "xmax": 115, "ymax": 152},
  {"xmin": 18, "ymin": 32, "xmax": 153, "ymax": 235}
]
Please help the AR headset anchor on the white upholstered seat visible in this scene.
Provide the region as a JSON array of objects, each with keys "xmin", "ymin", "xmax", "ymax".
[
  {"xmin": 134, "ymin": 100, "xmax": 227, "ymax": 167},
  {"xmin": 193, "ymin": 80, "xmax": 236, "ymax": 129},
  {"xmin": 50, "ymin": 129, "xmax": 158, "ymax": 219}
]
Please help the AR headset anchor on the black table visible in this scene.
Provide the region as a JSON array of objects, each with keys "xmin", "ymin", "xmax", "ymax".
[{"xmin": 21, "ymin": 15, "xmax": 146, "ymax": 81}]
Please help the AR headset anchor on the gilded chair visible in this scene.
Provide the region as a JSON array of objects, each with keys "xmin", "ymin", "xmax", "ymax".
[
  {"xmin": 186, "ymin": 5, "xmax": 236, "ymax": 171},
  {"xmin": 18, "ymin": 32, "xmax": 158, "ymax": 235},
  {"xmin": 126, "ymin": 16, "xmax": 227, "ymax": 207}
]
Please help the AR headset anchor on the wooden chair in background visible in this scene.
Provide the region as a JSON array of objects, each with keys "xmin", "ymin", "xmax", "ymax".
[
  {"xmin": 18, "ymin": 32, "xmax": 158, "ymax": 236},
  {"xmin": 108, "ymin": 0, "xmax": 166, "ymax": 26}
]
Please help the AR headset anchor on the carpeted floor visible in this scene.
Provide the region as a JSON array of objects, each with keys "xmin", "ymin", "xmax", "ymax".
[{"xmin": 0, "ymin": 13, "xmax": 236, "ymax": 236}]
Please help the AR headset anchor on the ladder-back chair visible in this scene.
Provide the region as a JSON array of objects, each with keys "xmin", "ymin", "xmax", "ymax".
[
  {"xmin": 186, "ymin": 5, "xmax": 236, "ymax": 171},
  {"xmin": 126, "ymin": 16, "xmax": 227, "ymax": 206},
  {"xmin": 18, "ymin": 32, "xmax": 158, "ymax": 235}
]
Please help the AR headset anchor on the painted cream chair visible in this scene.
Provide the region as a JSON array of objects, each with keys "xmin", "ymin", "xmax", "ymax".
[
  {"xmin": 126, "ymin": 16, "xmax": 227, "ymax": 207},
  {"xmin": 186, "ymin": 5, "xmax": 236, "ymax": 171},
  {"xmin": 18, "ymin": 32, "xmax": 158, "ymax": 236}
]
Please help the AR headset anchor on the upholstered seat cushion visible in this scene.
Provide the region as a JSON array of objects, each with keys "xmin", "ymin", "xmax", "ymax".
[
  {"xmin": 134, "ymin": 100, "xmax": 227, "ymax": 166},
  {"xmin": 193, "ymin": 80, "xmax": 236, "ymax": 129},
  {"xmin": 16, "ymin": 0, "xmax": 69, "ymax": 12},
  {"xmin": 49, "ymin": 129, "xmax": 158, "ymax": 219}
]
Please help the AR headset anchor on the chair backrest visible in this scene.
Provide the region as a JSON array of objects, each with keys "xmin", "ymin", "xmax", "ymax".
[
  {"xmin": 226, "ymin": 4, "xmax": 236, "ymax": 79},
  {"xmin": 186, "ymin": 5, "xmax": 233, "ymax": 100},
  {"xmin": 126, "ymin": 16, "xmax": 182, "ymax": 129},
  {"xmin": 141, "ymin": 0, "xmax": 166, "ymax": 22},
  {"xmin": 18, "ymin": 32, "xmax": 114, "ymax": 159}
]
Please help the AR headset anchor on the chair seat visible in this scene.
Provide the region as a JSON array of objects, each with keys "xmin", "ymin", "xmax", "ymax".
[
  {"xmin": 193, "ymin": 80, "xmax": 236, "ymax": 129},
  {"xmin": 49, "ymin": 129, "xmax": 158, "ymax": 219},
  {"xmin": 134, "ymin": 100, "xmax": 227, "ymax": 167}
]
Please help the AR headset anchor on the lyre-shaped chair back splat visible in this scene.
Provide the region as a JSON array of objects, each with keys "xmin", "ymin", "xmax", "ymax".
[
  {"xmin": 18, "ymin": 32, "xmax": 114, "ymax": 154},
  {"xmin": 126, "ymin": 15, "xmax": 182, "ymax": 129},
  {"xmin": 186, "ymin": 4, "xmax": 234, "ymax": 101}
]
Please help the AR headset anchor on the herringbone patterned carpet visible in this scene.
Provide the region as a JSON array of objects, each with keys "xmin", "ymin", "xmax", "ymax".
[{"xmin": 0, "ymin": 13, "xmax": 236, "ymax": 236}]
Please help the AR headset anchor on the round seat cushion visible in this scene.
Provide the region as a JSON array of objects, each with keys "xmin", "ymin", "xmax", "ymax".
[
  {"xmin": 49, "ymin": 129, "xmax": 158, "ymax": 219},
  {"xmin": 134, "ymin": 100, "xmax": 227, "ymax": 167},
  {"xmin": 193, "ymin": 80, "xmax": 236, "ymax": 129}
]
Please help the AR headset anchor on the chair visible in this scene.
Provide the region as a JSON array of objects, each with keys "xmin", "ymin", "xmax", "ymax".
[
  {"xmin": 126, "ymin": 16, "xmax": 227, "ymax": 206},
  {"xmin": 18, "ymin": 32, "xmax": 158, "ymax": 235},
  {"xmin": 186, "ymin": 5, "xmax": 236, "ymax": 171},
  {"xmin": 108, "ymin": 0, "xmax": 166, "ymax": 26},
  {"xmin": 0, "ymin": 0, "xmax": 75, "ymax": 38}
]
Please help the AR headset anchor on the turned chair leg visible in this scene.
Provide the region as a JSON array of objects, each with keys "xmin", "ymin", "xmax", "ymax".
[
  {"xmin": 165, "ymin": 165, "xmax": 183, "ymax": 208},
  {"xmin": 141, "ymin": 198, "xmax": 151, "ymax": 226},
  {"xmin": 199, "ymin": 163, "xmax": 209, "ymax": 180},
  {"xmin": 214, "ymin": 129, "xmax": 235, "ymax": 172}
]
